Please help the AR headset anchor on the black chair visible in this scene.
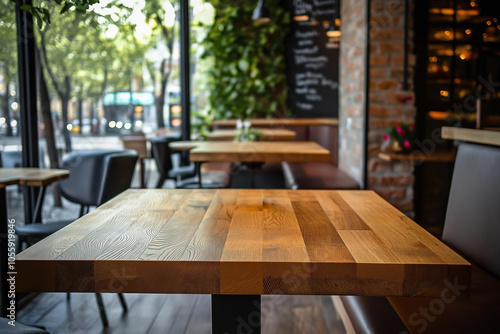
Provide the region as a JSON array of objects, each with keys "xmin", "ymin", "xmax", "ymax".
[
  {"xmin": 0, "ymin": 150, "xmax": 22, "ymax": 168},
  {"xmin": 150, "ymin": 137, "xmax": 196, "ymax": 188},
  {"xmin": 0, "ymin": 317, "xmax": 49, "ymax": 334},
  {"xmin": 15, "ymin": 149, "xmax": 138, "ymax": 327}
]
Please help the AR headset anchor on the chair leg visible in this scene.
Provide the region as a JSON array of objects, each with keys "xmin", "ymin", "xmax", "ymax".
[
  {"xmin": 66, "ymin": 292, "xmax": 71, "ymax": 300},
  {"xmin": 95, "ymin": 293, "xmax": 109, "ymax": 327},
  {"xmin": 156, "ymin": 176, "xmax": 166, "ymax": 189},
  {"xmin": 16, "ymin": 236, "xmax": 24, "ymax": 253},
  {"xmin": 117, "ymin": 293, "xmax": 128, "ymax": 312}
]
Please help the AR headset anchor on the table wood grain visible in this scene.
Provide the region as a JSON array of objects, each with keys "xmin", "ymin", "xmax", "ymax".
[
  {"xmin": 186, "ymin": 141, "xmax": 330, "ymax": 163},
  {"xmin": 0, "ymin": 168, "xmax": 69, "ymax": 188},
  {"xmin": 206, "ymin": 129, "xmax": 297, "ymax": 141},
  {"xmin": 16, "ymin": 189, "xmax": 470, "ymax": 297}
]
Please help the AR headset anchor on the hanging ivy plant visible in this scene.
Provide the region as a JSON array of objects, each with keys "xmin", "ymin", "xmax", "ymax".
[{"xmin": 201, "ymin": 0, "xmax": 290, "ymax": 120}]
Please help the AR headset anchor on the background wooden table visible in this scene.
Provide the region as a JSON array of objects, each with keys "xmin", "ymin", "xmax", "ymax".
[
  {"xmin": 206, "ymin": 128, "xmax": 297, "ymax": 141},
  {"xmin": 0, "ymin": 168, "xmax": 69, "ymax": 188},
  {"xmin": 188, "ymin": 141, "xmax": 330, "ymax": 163},
  {"xmin": 0, "ymin": 168, "xmax": 69, "ymax": 316}
]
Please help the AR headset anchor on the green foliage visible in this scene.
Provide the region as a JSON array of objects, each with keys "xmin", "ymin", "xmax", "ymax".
[
  {"xmin": 201, "ymin": 0, "xmax": 290, "ymax": 120},
  {"xmin": 0, "ymin": 0, "xmax": 17, "ymax": 83},
  {"xmin": 11, "ymin": 0, "xmax": 101, "ymax": 28},
  {"xmin": 40, "ymin": 2, "xmax": 152, "ymax": 99},
  {"xmin": 192, "ymin": 108, "xmax": 214, "ymax": 140}
]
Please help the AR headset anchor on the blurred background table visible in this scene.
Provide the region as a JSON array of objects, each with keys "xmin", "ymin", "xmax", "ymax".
[
  {"xmin": 206, "ymin": 128, "xmax": 296, "ymax": 141},
  {"xmin": 0, "ymin": 167, "xmax": 69, "ymax": 316}
]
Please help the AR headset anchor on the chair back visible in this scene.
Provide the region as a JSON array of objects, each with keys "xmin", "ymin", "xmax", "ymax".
[
  {"xmin": 122, "ymin": 137, "xmax": 148, "ymax": 159},
  {"xmin": 150, "ymin": 137, "xmax": 174, "ymax": 175},
  {"xmin": 442, "ymin": 142, "xmax": 500, "ymax": 278},
  {"xmin": 98, "ymin": 150, "xmax": 138, "ymax": 205},
  {"xmin": 60, "ymin": 150, "xmax": 137, "ymax": 207},
  {"xmin": 0, "ymin": 150, "xmax": 22, "ymax": 168}
]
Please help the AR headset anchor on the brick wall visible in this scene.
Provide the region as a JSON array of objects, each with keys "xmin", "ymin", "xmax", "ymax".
[
  {"xmin": 339, "ymin": 0, "xmax": 367, "ymax": 184},
  {"xmin": 339, "ymin": 0, "xmax": 416, "ymax": 217}
]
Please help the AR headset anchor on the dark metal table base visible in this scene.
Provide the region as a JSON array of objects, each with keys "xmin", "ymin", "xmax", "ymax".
[{"xmin": 212, "ymin": 295, "xmax": 261, "ymax": 334}]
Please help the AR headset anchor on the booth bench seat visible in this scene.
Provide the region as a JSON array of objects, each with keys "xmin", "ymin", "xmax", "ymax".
[
  {"xmin": 335, "ymin": 142, "xmax": 500, "ymax": 334},
  {"xmin": 282, "ymin": 161, "xmax": 360, "ymax": 190}
]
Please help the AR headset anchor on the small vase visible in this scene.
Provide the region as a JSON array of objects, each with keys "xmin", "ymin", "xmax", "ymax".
[
  {"xmin": 391, "ymin": 140, "xmax": 404, "ymax": 154},
  {"xmin": 391, "ymin": 140, "xmax": 412, "ymax": 154}
]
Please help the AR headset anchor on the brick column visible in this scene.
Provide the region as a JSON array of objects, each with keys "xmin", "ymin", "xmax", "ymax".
[
  {"xmin": 339, "ymin": 0, "xmax": 368, "ymax": 184},
  {"xmin": 339, "ymin": 0, "xmax": 416, "ymax": 217}
]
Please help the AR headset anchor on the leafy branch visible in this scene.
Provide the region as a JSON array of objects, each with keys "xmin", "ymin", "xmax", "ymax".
[{"xmin": 11, "ymin": 0, "xmax": 100, "ymax": 28}]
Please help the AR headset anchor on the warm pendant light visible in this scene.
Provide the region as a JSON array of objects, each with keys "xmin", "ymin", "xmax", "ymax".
[{"xmin": 252, "ymin": 0, "xmax": 270, "ymax": 23}]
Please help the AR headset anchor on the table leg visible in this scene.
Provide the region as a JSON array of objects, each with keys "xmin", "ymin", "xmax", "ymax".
[
  {"xmin": 139, "ymin": 158, "xmax": 146, "ymax": 188},
  {"xmin": 1, "ymin": 187, "xmax": 8, "ymax": 316},
  {"xmin": 32, "ymin": 185, "xmax": 46, "ymax": 223},
  {"xmin": 23, "ymin": 186, "xmax": 39, "ymax": 226},
  {"xmin": 211, "ymin": 295, "xmax": 261, "ymax": 334},
  {"xmin": 196, "ymin": 162, "xmax": 202, "ymax": 188}
]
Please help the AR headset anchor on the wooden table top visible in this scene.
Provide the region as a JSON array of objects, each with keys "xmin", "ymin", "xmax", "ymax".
[
  {"xmin": 0, "ymin": 168, "xmax": 69, "ymax": 188},
  {"xmin": 177, "ymin": 141, "xmax": 330, "ymax": 163},
  {"xmin": 16, "ymin": 189, "xmax": 470, "ymax": 297},
  {"xmin": 169, "ymin": 141, "xmax": 204, "ymax": 151},
  {"xmin": 206, "ymin": 129, "xmax": 297, "ymax": 141}
]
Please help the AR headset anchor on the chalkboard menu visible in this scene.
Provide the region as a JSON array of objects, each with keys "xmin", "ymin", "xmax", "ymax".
[{"xmin": 285, "ymin": 0, "xmax": 340, "ymax": 118}]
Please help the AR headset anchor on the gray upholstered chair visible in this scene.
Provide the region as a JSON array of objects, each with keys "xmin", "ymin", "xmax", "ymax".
[
  {"xmin": 388, "ymin": 141, "xmax": 500, "ymax": 333},
  {"xmin": 15, "ymin": 149, "xmax": 138, "ymax": 327}
]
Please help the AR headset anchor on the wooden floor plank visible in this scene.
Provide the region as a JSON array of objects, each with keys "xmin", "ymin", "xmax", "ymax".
[
  {"xmin": 50, "ymin": 293, "xmax": 117, "ymax": 334},
  {"xmin": 148, "ymin": 294, "xmax": 198, "ymax": 334},
  {"xmin": 321, "ymin": 295, "xmax": 347, "ymax": 334},
  {"xmin": 184, "ymin": 295, "xmax": 211, "ymax": 334},
  {"xmin": 293, "ymin": 305, "xmax": 330, "ymax": 334},
  {"xmin": 18, "ymin": 293, "xmax": 67, "ymax": 324}
]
